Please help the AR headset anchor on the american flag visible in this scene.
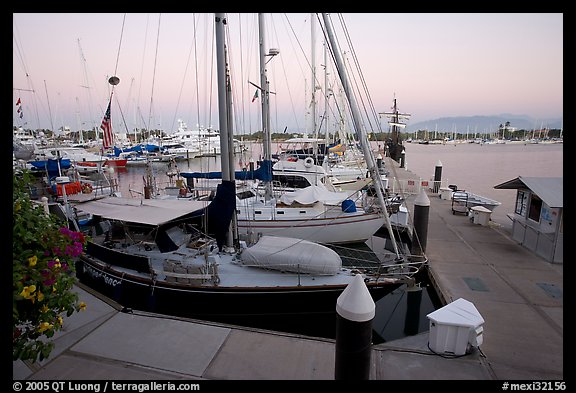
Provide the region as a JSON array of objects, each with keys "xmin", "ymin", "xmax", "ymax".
[
  {"xmin": 101, "ymin": 97, "xmax": 114, "ymax": 148},
  {"xmin": 16, "ymin": 97, "xmax": 23, "ymax": 118}
]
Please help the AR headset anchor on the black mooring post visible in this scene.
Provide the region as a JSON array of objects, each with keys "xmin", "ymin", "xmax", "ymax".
[
  {"xmin": 403, "ymin": 283, "xmax": 423, "ymax": 336},
  {"xmin": 334, "ymin": 274, "xmax": 375, "ymax": 380},
  {"xmin": 411, "ymin": 189, "xmax": 430, "ymax": 256}
]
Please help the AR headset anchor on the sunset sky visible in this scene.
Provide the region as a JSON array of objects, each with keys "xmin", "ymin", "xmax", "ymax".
[{"xmin": 13, "ymin": 13, "xmax": 563, "ymax": 135}]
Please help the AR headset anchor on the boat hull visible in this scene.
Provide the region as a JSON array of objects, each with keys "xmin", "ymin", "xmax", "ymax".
[
  {"xmin": 75, "ymin": 256, "xmax": 400, "ymax": 319},
  {"xmin": 236, "ymin": 212, "xmax": 386, "ymax": 244},
  {"xmin": 104, "ymin": 158, "xmax": 128, "ymax": 168}
]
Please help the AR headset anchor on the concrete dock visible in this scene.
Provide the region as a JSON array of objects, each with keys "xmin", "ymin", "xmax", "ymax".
[{"xmin": 13, "ymin": 159, "xmax": 563, "ymax": 380}]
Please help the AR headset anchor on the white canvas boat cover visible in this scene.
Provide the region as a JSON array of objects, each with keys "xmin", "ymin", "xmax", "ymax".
[
  {"xmin": 72, "ymin": 196, "xmax": 208, "ymax": 226},
  {"xmin": 283, "ymin": 137, "xmax": 324, "ymax": 143},
  {"xmin": 240, "ymin": 236, "xmax": 342, "ymax": 275},
  {"xmin": 277, "ymin": 185, "xmax": 351, "ymax": 206}
]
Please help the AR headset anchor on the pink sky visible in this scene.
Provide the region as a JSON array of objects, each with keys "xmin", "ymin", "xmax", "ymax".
[{"xmin": 13, "ymin": 13, "xmax": 563, "ymax": 135}]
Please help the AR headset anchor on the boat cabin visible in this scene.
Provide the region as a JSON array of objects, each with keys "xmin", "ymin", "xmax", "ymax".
[{"xmin": 494, "ymin": 176, "xmax": 562, "ymax": 263}]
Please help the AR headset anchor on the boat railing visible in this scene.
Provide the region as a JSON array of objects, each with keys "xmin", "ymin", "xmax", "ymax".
[{"xmin": 387, "ymin": 177, "xmax": 454, "ymax": 196}]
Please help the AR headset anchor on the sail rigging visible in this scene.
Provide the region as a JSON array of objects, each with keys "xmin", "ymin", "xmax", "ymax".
[{"xmin": 321, "ymin": 13, "xmax": 402, "ymax": 258}]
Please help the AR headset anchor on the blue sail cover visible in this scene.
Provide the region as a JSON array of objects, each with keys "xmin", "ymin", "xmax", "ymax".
[
  {"xmin": 203, "ymin": 180, "xmax": 237, "ymax": 250},
  {"xmin": 113, "ymin": 144, "xmax": 166, "ymax": 157},
  {"xmin": 156, "ymin": 180, "xmax": 236, "ymax": 251},
  {"xmin": 29, "ymin": 158, "xmax": 72, "ymax": 178},
  {"xmin": 114, "ymin": 145, "xmax": 142, "ymax": 156},
  {"xmin": 180, "ymin": 159, "xmax": 272, "ymax": 182}
]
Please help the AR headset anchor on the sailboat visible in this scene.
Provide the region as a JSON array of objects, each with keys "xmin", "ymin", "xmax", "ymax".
[
  {"xmin": 72, "ymin": 13, "xmax": 421, "ymax": 322},
  {"xmin": 180, "ymin": 14, "xmax": 389, "ymax": 246}
]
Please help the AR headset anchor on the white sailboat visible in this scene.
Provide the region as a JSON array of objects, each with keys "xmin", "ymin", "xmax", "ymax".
[
  {"xmin": 72, "ymin": 13, "xmax": 422, "ymax": 322},
  {"xmin": 181, "ymin": 13, "xmax": 389, "ymax": 246}
]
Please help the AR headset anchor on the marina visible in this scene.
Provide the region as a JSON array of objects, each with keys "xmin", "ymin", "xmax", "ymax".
[
  {"xmin": 13, "ymin": 155, "xmax": 563, "ymax": 380},
  {"xmin": 14, "ymin": 139, "xmax": 563, "ymax": 337},
  {"xmin": 12, "ymin": 12, "xmax": 562, "ymax": 382}
]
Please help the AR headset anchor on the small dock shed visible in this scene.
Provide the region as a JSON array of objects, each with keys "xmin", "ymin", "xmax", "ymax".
[{"xmin": 494, "ymin": 176, "xmax": 562, "ymax": 263}]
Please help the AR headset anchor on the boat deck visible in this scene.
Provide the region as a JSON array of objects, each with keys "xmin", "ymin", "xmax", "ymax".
[{"xmin": 14, "ymin": 158, "xmax": 563, "ymax": 381}]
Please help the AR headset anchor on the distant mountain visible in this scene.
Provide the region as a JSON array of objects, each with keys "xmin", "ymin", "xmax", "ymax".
[{"xmin": 405, "ymin": 115, "xmax": 563, "ymax": 134}]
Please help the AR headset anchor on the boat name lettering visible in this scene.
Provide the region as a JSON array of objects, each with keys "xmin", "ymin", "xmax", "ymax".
[{"xmin": 83, "ymin": 264, "xmax": 122, "ymax": 287}]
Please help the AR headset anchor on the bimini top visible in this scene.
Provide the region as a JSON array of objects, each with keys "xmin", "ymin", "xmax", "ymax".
[
  {"xmin": 494, "ymin": 176, "xmax": 563, "ymax": 208},
  {"xmin": 73, "ymin": 196, "xmax": 209, "ymax": 226}
]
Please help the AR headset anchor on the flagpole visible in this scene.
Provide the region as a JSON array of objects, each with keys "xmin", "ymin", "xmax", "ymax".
[{"xmin": 102, "ymin": 76, "xmax": 120, "ymax": 153}]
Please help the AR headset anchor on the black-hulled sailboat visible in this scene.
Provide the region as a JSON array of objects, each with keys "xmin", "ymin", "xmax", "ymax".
[{"xmin": 72, "ymin": 14, "xmax": 423, "ymax": 323}]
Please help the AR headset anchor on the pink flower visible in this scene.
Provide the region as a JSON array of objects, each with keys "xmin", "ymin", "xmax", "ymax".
[{"xmin": 47, "ymin": 260, "xmax": 61, "ymax": 269}]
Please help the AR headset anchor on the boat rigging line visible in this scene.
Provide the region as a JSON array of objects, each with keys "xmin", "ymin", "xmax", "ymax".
[{"xmin": 321, "ymin": 13, "xmax": 401, "ymax": 259}]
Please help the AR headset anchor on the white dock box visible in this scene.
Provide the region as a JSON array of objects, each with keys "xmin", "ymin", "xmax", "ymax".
[
  {"xmin": 426, "ymin": 298, "xmax": 484, "ymax": 356},
  {"xmin": 439, "ymin": 187, "xmax": 453, "ymax": 200},
  {"xmin": 470, "ymin": 206, "xmax": 492, "ymax": 226}
]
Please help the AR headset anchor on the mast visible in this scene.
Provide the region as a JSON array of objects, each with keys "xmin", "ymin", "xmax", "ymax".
[
  {"xmin": 77, "ymin": 38, "xmax": 97, "ymax": 137},
  {"xmin": 225, "ymin": 39, "xmax": 239, "ymax": 247},
  {"xmin": 75, "ymin": 97, "xmax": 84, "ymax": 144},
  {"xmin": 310, "ymin": 13, "xmax": 317, "ymax": 137},
  {"xmin": 215, "ymin": 13, "xmax": 231, "ymax": 182},
  {"xmin": 43, "ymin": 80, "xmax": 55, "ymax": 133},
  {"xmin": 215, "ymin": 13, "xmax": 235, "ymax": 249},
  {"xmin": 323, "ymin": 40, "xmax": 330, "ymax": 149},
  {"xmin": 322, "ymin": 13, "xmax": 400, "ymax": 257},
  {"xmin": 258, "ymin": 13, "xmax": 274, "ymax": 201}
]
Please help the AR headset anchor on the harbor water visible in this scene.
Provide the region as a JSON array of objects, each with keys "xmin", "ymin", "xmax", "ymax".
[
  {"xmin": 99, "ymin": 141, "xmax": 562, "ymax": 341},
  {"xmin": 398, "ymin": 141, "xmax": 564, "ymax": 230}
]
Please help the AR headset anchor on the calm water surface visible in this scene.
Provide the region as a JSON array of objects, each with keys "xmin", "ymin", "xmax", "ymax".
[
  {"xmin": 399, "ymin": 141, "xmax": 563, "ymax": 229},
  {"xmin": 114, "ymin": 141, "xmax": 563, "ymax": 230},
  {"xmin": 105, "ymin": 140, "xmax": 562, "ymax": 341}
]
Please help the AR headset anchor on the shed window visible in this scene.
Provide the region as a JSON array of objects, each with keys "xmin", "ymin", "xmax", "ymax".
[
  {"xmin": 528, "ymin": 194, "xmax": 543, "ymax": 222},
  {"xmin": 515, "ymin": 190, "xmax": 528, "ymax": 216}
]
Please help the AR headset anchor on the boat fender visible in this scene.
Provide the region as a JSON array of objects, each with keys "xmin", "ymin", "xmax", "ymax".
[
  {"xmin": 304, "ymin": 157, "xmax": 314, "ymax": 168},
  {"xmin": 82, "ymin": 183, "xmax": 93, "ymax": 194},
  {"xmin": 342, "ymin": 199, "xmax": 357, "ymax": 213}
]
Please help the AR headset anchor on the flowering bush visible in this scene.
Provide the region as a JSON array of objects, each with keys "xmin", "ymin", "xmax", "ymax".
[{"xmin": 13, "ymin": 170, "xmax": 88, "ymax": 362}]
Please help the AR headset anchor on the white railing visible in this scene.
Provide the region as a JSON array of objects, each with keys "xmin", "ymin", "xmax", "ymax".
[{"xmin": 387, "ymin": 177, "xmax": 450, "ymax": 195}]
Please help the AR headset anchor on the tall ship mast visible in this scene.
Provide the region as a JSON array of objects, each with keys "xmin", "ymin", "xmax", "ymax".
[{"xmin": 380, "ymin": 97, "xmax": 411, "ymax": 163}]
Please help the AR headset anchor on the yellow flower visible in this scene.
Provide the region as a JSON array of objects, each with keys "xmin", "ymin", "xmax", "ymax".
[
  {"xmin": 57, "ymin": 316, "xmax": 63, "ymax": 326},
  {"xmin": 37, "ymin": 322, "xmax": 53, "ymax": 333},
  {"xmin": 28, "ymin": 255, "xmax": 37, "ymax": 267},
  {"xmin": 20, "ymin": 285, "xmax": 36, "ymax": 300},
  {"xmin": 36, "ymin": 291, "xmax": 44, "ymax": 302},
  {"xmin": 79, "ymin": 302, "xmax": 87, "ymax": 311},
  {"xmin": 40, "ymin": 305, "xmax": 49, "ymax": 313}
]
